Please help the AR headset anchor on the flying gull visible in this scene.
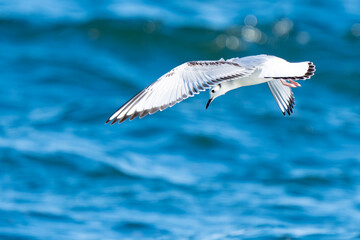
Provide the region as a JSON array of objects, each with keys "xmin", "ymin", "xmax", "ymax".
[{"xmin": 106, "ymin": 55, "xmax": 315, "ymax": 124}]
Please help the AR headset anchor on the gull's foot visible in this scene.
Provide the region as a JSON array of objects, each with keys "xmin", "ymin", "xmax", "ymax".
[{"xmin": 281, "ymin": 79, "xmax": 301, "ymax": 88}]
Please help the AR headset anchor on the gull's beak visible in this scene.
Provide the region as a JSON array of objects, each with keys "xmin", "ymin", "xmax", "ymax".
[{"xmin": 206, "ymin": 97, "xmax": 214, "ymax": 109}]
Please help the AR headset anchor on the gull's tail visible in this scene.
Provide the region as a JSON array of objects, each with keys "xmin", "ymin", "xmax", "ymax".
[
  {"xmin": 261, "ymin": 58, "xmax": 316, "ymax": 80},
  {"xmin": 263, "ymin": 58, "xmax": 316, "ymax": 116}
]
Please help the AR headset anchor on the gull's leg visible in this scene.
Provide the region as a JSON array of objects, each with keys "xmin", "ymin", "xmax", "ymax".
[
  {"xmin": 280, "ymin": 79, "xmax": 301, "ymax": 88},
  {"xmin": 289, "ymin": 79, "xmax": 301, "ymax": 87}
]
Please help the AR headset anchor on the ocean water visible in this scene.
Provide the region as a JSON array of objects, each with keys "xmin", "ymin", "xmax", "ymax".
[{"xmin": 1, "ymin": 0, "xmax": 360, "ymax": 239}]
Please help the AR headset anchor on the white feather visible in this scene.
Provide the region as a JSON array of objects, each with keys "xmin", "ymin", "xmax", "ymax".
[{"xmin": 106, "ymin": 55, "xmax": 315, "ymax": 124}]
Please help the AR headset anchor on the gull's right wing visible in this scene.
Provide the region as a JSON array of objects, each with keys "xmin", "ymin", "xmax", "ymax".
[{"xmin": 107, "ymin": 61, "xmax": 255, "ymax": 124}]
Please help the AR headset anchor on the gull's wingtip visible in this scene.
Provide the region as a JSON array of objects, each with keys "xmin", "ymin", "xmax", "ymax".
[
  {"xmin": 110, "ymin": 118, "xmax": 118, "ymax": 125},
  {"xmin": 105, "ymin": 117, "xmax": 118, "ymax": 125}
]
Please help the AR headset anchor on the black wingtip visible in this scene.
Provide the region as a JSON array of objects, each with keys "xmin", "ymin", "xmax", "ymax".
[
  {"xmin": 118, "ymin": 116, "xmax": 129, "ymax": 124},
  {"xmin": 110, "ymin": 118, "xmax": 118, "ymax": 125}
]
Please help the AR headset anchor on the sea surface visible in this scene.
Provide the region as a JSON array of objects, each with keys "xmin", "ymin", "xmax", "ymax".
[{"xmin": 1, "ymin": 0, "xmax": 360, "ymax": 239}]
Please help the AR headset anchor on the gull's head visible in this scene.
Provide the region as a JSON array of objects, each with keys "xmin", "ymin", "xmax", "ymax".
[{"xmin": 206, "ymin": 84, "xmax": 226, "ymax": 109}]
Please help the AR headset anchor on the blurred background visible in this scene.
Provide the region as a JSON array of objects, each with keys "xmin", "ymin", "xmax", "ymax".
[{"xmin": 1, "ymin": 0, "xmax": 360, "ymax": 239}]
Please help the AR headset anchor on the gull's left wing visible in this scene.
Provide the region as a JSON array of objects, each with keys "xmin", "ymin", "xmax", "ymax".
[
  {"xmin": 265, "ymin": 60, "xmax": 315, "ymax": 116},
  {"xmin": 267, "ymin": 79, "xmax": 295, "ymax": 116}
]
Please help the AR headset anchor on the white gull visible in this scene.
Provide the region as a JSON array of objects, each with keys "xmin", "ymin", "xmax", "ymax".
[{"xmin": 106, "ymin": 54, "xmax": 315, "ymax": 124}]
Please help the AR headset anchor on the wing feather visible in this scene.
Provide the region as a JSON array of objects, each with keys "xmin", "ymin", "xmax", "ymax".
[
  {"xmin": 107, "ymin": 61, "xmax": 254, "ymax": 124},
  {"xmin": 267, "ymin": 79, "xmax": 295, "ymax": 116}
]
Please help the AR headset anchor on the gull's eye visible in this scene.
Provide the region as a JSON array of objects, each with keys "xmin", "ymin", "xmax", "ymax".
[{"xmin": 211, "ymin": 89, "xmax": 215, "ymax": 93}]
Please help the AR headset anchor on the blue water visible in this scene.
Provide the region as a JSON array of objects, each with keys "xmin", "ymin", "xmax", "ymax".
[{"xmin": 1, "ymin": 0, "xmax": 360, "ymax": 239}]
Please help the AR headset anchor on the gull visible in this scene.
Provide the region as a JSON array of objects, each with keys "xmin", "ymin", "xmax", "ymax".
[{"xmin": 106, "ymin": 55, "xmax": 315, "ymax": 124}]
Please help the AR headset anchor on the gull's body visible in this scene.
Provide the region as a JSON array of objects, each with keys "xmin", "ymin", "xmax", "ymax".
[{"xmin": 106, "ymin": 55, "xmax": 315, "ymax": 124}]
